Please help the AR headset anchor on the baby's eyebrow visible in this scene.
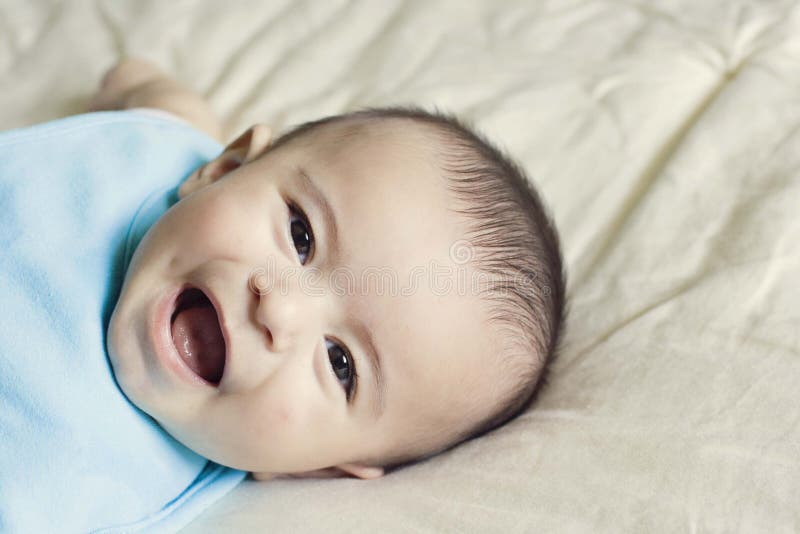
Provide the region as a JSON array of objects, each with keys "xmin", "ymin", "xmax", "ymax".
[
  {"xmin": 353, "ymin": 318, "xmax": 386, "ymax": 420},
  {"xmin": 296, "ymin": 167, "xmax": 340, "ymax": 266}
]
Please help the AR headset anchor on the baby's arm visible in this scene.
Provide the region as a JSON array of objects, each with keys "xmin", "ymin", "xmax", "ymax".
[{"xmin": 89, "ymin": 58, "xmax": 223, "ymax": 142}]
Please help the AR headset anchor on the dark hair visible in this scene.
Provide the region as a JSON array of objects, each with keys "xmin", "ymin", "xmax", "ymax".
[{"xmin": 269, "ymin": 106, "xmax": 567, "ymax": 472}]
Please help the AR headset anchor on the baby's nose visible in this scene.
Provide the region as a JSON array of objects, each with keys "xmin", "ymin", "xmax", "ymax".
[{"xmin": 248, "ymin": 268, "xmax": 311, "ymax": 353}]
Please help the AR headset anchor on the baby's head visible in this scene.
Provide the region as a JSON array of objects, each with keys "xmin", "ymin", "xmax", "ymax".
[{"xmin": 107, "ymin": 107, "xmax": 566, "ymax": 480}]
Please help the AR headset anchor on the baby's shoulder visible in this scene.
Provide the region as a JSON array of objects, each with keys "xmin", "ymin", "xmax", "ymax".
[{"xmin": 2, "ymin": 110, "xmax": 208, "ymax": 145}]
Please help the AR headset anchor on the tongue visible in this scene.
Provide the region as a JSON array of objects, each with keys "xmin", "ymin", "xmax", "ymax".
[{"xmin": 171, "ymin": 305, "xmax": 225, "ymax": 383}]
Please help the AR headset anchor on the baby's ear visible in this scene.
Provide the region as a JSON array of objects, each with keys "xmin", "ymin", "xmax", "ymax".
[
  {"xmin": 250, "ymin": 463, "xmax": 384, "ymax": 482},
  {"xmin": 178, "ymin": 124, "xmax": 272, "ymax": 199},
  {"xmin": 335, "ymin": 463, "xmax": 385, "ymax": 480}
]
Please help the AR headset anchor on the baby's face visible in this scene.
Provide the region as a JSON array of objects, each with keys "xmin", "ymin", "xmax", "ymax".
[{"xmin": 108, "ymin": 120, "xmax": 500, "ymax": 478}]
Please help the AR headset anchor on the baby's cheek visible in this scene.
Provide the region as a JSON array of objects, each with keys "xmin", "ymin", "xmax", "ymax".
[
  {"xmin": 192, "ymin": 206, "xmax": 238, "ymax": 250},
  {"xmin": 252, "ymin": 388, "xmax": 300, "ymax": 440},
  {"xmin": 268, "ymin": 397, "xmax": 295, "ymax": 428},
  {"xmin": 186, "ymin": 196, "xmax": 248, "ymax": 252},
  {"xmin": 261, "ymin": 389, "xmax": 321, "ymax": 449}
]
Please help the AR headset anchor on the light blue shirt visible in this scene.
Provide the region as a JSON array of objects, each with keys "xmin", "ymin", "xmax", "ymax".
[{"xmin": 0, "ymin": 111, "xmax": 247, "ymax": 533}]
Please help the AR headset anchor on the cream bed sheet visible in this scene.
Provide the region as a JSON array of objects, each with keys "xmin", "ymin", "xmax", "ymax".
[{"xmin": 1, "ymin": 1, "xmax": 798, "ymax": 532}]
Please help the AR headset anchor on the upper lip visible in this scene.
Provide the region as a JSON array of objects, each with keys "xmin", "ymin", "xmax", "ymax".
[{"xmin": 185, "ymin": 281, "xmax": 230, "ymax": 387}]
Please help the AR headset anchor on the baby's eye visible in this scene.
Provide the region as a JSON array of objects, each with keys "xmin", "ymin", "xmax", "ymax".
[
  {"xmin": 288, "ymin": 204, "xmax": 314, "ymax": 265},
  {"xmin": 326, "ymin": 338, "xmax": 356, "ymax": 400}
]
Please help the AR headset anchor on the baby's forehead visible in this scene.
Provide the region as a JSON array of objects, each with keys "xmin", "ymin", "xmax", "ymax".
[
  {"xmin": 368, "ymin": 278, "xmax": 508, "ymax": 450},
  {"xmin": 295, "ymin": 116, "xmax": 443, "ymax": 159},
  {"xmin": 340, "ymin": 165, "xmax": 458, "ymax": 264}
]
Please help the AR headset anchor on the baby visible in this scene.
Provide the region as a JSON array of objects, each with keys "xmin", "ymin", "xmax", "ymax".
[{"xmin": 0, "ymin": 58, "xmax": 566, "ymax": 530}]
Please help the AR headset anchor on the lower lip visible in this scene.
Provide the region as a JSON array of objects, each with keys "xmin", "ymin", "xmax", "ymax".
[{"xmin": 150, "ymin": 286, "xmax": 218, "ymax": 388}]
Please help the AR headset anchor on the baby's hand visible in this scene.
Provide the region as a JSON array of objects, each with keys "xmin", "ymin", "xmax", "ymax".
[
  {"xmin": 88, "ymin": 58, "xmax": 168, "ymax": 112},
  {"xmin": 87, "ymin": 57, "xmax": 223, "ymax": 141}
]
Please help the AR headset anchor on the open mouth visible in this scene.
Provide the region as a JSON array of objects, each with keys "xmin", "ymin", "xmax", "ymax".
[{"xmin": 170, "ymin": 287, "xmax": 226, "ymax": 385}]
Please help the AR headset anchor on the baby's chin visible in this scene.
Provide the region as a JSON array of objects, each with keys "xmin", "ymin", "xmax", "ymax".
[
  {"xmin": 106, "ymin": 284, "xmax": 163, "ymax": 409},
  {"xmin": 106, "ymin": 305, "xmax": 145, "ymax": 401}
]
